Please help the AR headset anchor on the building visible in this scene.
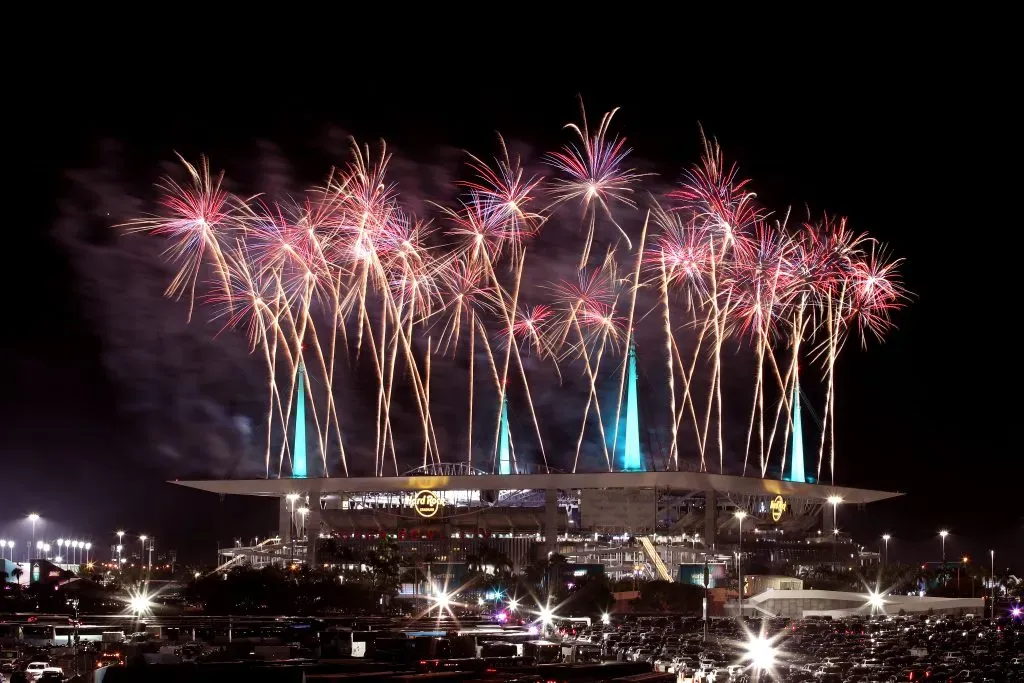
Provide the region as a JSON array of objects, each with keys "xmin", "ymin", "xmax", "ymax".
[
  {"xmin": 177, "ymin": 465, "xmax": 898, "ymax": 582},
  {"xmin": 745, "ymin": 589, "xmax": 984, "ymax": 618},
  {"xmin": 176, "ymin": 344, "xmax": 900, "ymax": 580},
  {"xmin": 743, "ymin": 574, "xmax": 804, "ymax": 596}
]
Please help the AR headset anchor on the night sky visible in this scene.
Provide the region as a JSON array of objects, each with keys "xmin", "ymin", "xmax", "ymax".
[{"xmin": 3, "ymin": 50, "xmax": 1018, "ymax": 569}]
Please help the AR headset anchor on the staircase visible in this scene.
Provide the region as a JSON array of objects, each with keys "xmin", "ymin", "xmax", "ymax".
[{"xmin": 639, "ymin": 536, "xmax": 674, "ymax": 582}]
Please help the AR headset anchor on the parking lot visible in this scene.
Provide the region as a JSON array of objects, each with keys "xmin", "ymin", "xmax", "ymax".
[{"xmin": 564, "ymin": 614, "xmax": 1023, "ymax": 681}]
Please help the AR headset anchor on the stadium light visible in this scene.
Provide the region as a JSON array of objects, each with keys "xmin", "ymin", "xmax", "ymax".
[
  {"xmin": 744, "ymin": 634, "xmax": 776, "ymax": 671},
  {"xmin": 433, "ymin": 592, "xmax": 451, "ymax": 611}
]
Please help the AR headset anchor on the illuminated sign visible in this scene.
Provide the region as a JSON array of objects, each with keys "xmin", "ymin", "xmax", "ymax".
[
  {"xmin": 413, "ymin": 490, "xmax": 442, "ymax": 518},
  {"xmin": 770, "ymin": 496, "xmax": 788, "ymax": 522}
]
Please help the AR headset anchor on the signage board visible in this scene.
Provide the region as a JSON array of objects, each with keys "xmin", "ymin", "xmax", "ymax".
[
  {"xmin": 413, "ymin": 490, "xmax": 443, "ymax": 518},
  {"xmin": 769, "ymin": 495, "xmax": 788, "ymax": 522}
]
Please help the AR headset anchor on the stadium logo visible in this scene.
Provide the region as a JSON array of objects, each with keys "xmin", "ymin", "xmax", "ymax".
[
  {"xmin": 770, "ymin": 496, "xmax": 788, "ymax": 522},
  {"xmin": 413, "ymin": 490, "xmax": 442, "ymax": 518}
]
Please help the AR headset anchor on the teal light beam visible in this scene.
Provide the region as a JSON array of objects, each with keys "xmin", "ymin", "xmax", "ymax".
[
  {"xmin": 788, "ymin": 369, "xmax": 806, "ymax": 483},
  {"xmin": 292, "ymin": 361, "xmax": 308, "ymax": 478},
  {"xmin": 498, "ymin": 394, "xmax": 512, "ymax": 475},
  {"xmin": 623, "ymin": 340, "xmax": 644, "ymax": 472}
]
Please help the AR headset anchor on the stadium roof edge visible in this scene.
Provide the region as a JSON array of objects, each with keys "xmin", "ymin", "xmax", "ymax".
[{"xmin": 170, "ymin": 471, "xmax": 901, "ymax": 504}]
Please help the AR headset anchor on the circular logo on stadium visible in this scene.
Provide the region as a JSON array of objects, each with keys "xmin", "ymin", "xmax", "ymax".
[
  {"xmin": 770, "ymin": 495, "xmax": 788, "ymax": 522},
  {"xmin": 413, "ymin": 490, "xmax": 442, "ymax": 518}
]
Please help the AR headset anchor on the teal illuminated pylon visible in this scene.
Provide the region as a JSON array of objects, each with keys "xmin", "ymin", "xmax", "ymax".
[
  {"xmin": 498, "ymin": 394, "xmax": 512, "ymax": 475},
  {"xmin": 622, "ymin": 340, "xmax": 644, "ymax": 472},
  {"xmin": 787, "ymin": 368, "xmax": 806, "ymax": 483},
  {"xmin": 292, "ymin": 361, "xmax": 308, "ymax": 478}
]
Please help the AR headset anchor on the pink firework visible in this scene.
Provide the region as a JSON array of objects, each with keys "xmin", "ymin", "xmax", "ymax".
[
  {"xmin": 550, "ymin": 266, "xmax": 617, "ymax": 311},
  {"xmin": 575, "ymin": 300, "xmax": 628, "ymax": 354},
  {"xmin": 670, "ymin": 136, "xmax": 758, "ymax": 258},
  {"xmin": 794, "ymin": 216, "xmax": 869, "ymax": 302},
  {"xmin": 546, "ymin": 104, "xmax": 642, "ymax": 211},
  {"xmin": 846, "ymin": 247, "xmax": 907, "ymax": 345},
  {"xmin": 645, "ymin": 205, "xmax": 712, "ymax": 306},
  {"xmin": 546, "ymin": 100, "xmax": 646, "ymax": 261},
  {"xmin": 432, "ymin": 255, "xmax": 498, "ymax": 353},
  {"xmin": 205, "ymin": 247, "xmax": 280, "ymax": 349},
  {"xmin": 244, "ymin": 201, "xmax": 323, "ymax": 305},
  {"xmin": 441, "ymin": 194, "xmax": 510, "ymax": 263},
  {"xmin": 460, "ymin": 135, "xmax": 545, "ymax": 246},
  {"xmin": 506, "ymin": 304, "xmax": 554, "ymax": 356},
  {"xmin": 125, "ymin": 155, "xmax": 237, "ymax": 314},
  {"xmin": 727, "ymin": 223, "xmax": 796, "ymax": 341}
]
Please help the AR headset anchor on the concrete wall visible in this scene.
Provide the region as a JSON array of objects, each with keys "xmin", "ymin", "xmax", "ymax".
[
  {"xmin": 747, "ymin": 589, "xmax": 984, "ymax": 618},
  {"xmin": 745, "ymin": 575, "xmax": 803, "ymax": 597}
]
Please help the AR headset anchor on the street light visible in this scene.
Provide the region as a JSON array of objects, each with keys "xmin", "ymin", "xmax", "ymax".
[
  {"xmin": 827, "ymin": 496, "xmax": 842, "ymax": 566},
  {"xmin": 139, "ymin": 535, "xmax": 148, "ymax": 574},
  {"xmin": 735, "ymin": 510, "xmax": 747, "ymax": 617},
  {"xmin": 27, "ymin": 514, "xmax": 39, "ymax": 559},
  {"xmin": 85, "ymin": 542, "xmax": 92, "ymax": 564},
  {"xmin": 990, "ymin": 550, "xmax": 996, "ymax": 618},
  {"xmin": 882, "ymin": 534, "xmax": 891, "ymax": 566},
  {"xmin": 743, "ymin": 634, "xmax": 777, "ymax": 672},
  {"xmin": 867, "ymin": 590, "xmax": 886, "ymax": 613},
  {"xmin": 939, "ymin": 530, "xmax": 949, "ymax": 562}
]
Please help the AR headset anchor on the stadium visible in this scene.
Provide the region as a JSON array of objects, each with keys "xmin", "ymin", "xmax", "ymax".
[
  {"xmin": 177, "ymin": 465, "xmax": 898, "ymax": 585},
  {"xmin": 175, "ymin": 336, "xmax": 900, "ymax": 588},
  {"xmin": 146, "ymin": 109, "xmax": 908, "ymax": 591}
]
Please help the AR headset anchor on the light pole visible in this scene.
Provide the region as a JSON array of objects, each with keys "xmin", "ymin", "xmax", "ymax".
[
  {"xmin": 28, "ymin": 514, "xmax": 39, "ymax": 560},
  {"xmin": 85, "ymin": 542, "xmax": 92, "ymax": 565},
  {"xmin": 0, "ymin": 540, "xmax": 6, "ymax": 562},
  {"xmin": 297, "ymin": 507, "xmax": 310, "ymax": 541},
  {"xmin": 116, "ymin": 531, "xmax": 125, "ymax": 572},
  {"xmin": 735, "ymin": 510, "xmax": 747, "ymax": 618},
  {"xmin": 939, "ymin": 530, "xmax": 948, "ymax": 563},
  {"xmin": 882, "ymin": 534, "xmax": 891, "ymax": 566},
  {"xmin": 827, "ymin": 496, "xmax": 842, "ymax": 567},
  {"xmin": 990, "ymin": 549, "xmax": 995, "ymax": 618},
  {"xmin": 139, "ymin": 536, "xmax": 148, "ymax": 576},
  {"xmin": 286, "ymin": 493, "xmax": 300, "ymax": 561}
]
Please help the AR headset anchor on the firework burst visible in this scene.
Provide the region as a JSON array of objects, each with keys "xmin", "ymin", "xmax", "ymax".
[{"xmin": 125, "ymin": 105, "xmax": 909, "ymax": 484}]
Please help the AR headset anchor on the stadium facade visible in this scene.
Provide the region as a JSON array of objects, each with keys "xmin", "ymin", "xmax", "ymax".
[
  {"xmin": 176, "ymin": 465, "xmax": 898, "ymax": 582},
  {"xmin": 175, "ymin": 352, "xmax": 900, "ymax": 581}
]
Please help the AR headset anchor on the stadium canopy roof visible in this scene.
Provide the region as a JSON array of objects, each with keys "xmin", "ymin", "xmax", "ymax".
[{"xmin": 171, "ymin": 471, "xmax": 900, "ymax": 505}]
